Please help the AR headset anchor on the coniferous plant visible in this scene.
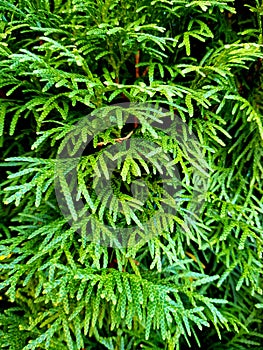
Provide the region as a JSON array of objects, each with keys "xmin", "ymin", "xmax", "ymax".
[{"xmin": 0, "ymin": 0, "xmax": 263, "ymax": 349}]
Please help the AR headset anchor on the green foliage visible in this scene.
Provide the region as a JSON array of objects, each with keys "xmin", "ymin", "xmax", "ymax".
[{"xmin": 0, "ymin": 0, "xmax": 263, "ymax": 349}]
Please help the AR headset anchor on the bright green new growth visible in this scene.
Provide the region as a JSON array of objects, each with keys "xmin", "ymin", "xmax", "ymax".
[{"xmin": 0, "ymin": 0, "xmax": 263, "ymax": 349}]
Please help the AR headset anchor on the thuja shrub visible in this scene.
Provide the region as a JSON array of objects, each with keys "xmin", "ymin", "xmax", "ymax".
[{"xmin": 0, "ymin": 0, "xmax": 263, "ymax": 349}]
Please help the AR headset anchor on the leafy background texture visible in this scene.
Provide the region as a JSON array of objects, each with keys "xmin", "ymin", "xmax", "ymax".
[{"xmin": 0, "ymin": 0, "xmax": 263, "ymax": 349}]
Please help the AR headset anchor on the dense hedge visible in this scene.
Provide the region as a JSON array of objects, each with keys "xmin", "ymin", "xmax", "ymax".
[{"xmin": 0, "ymin": 1, "xmax": 263, "ymax": 349}]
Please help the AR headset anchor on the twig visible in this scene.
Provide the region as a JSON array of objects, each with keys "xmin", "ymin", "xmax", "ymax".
[
  {"xmin": 142, "ymin": 66, "xmax": 149, "ymax": 77},
  {"xmin": 135, "ymin": 50, "xmax": 140, "ymax": 78},
  {"xmin": 96, "ymin": 130, "xmax": 134, "ymax": 147},
  {"xmin": 186, "ymin": 251, "xmax": 206, "ymax": 269}
]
